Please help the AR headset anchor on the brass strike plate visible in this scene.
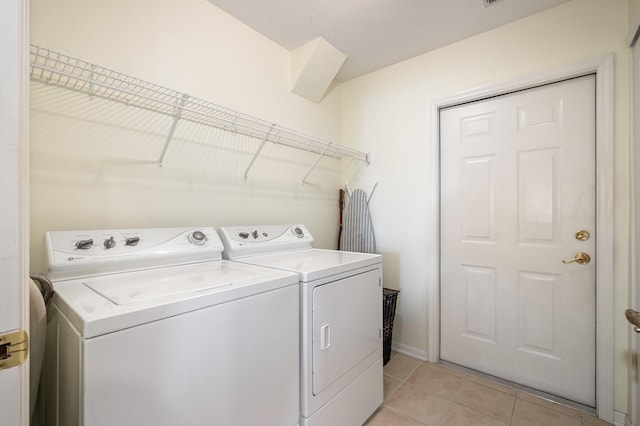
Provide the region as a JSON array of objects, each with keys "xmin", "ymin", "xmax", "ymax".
[
  {"xmin": 575, "ymin": 230, "xmax": 590, "ymax": 241},
  {"xmin": 0, "ymin": 330, "xmax": 29, "ymax": 371}
]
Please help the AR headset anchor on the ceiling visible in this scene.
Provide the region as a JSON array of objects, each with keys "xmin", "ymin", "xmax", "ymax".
[{"xmin": 206, "ymin": 0, "xmax": 571, "ymax": 81}]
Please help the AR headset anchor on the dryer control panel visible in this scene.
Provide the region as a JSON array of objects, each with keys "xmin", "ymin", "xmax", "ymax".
[
  {"xmin": 46, "ymin": 227, "xmax": 222, "ymax": 280},
  {"xmin": 218, "ymin": 224, "xmax": 313, "ymax": 259}
]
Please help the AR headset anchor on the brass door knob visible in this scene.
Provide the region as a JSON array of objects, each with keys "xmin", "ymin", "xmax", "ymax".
[{"xmin": 562, "ymin": 252, "xmax": 591, "ymax": 265}]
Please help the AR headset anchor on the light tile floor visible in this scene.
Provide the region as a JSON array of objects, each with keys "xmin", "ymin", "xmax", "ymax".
[{"xmin": 364, "ymin": 352, "xmax": 612, "ymax": 426}]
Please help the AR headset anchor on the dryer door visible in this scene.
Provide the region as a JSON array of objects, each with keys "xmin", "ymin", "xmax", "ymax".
[{"xmin": 312, "ymin": 269, "xmax": 381, "ymax": 395}]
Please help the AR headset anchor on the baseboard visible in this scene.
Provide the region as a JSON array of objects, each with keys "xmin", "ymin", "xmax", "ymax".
[
  {"xmin": 613, "ymin": 410, "xmax": 635, "ymax": 426},
  {"xmin": 390, "ymin": 342, "xmax": 429, "ymax": 361}
]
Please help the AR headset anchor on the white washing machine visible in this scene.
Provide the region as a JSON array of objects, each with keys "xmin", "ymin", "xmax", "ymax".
[
  {"xmin": 42, "ymin": 226, "xmax": 300, "ymax": 426},
  {"xmin": 218, "ymin": 224, "xmax": 383, "ymax": 426}
]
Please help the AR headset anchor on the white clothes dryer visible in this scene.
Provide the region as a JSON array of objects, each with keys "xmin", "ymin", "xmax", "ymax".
[
  {"xmin": 42, "ymin": 227, "xmax": 300, "ymax": 426},
  {"xmin": 218, "ymin": 224, "xmax": 383, "ymax": 426}
]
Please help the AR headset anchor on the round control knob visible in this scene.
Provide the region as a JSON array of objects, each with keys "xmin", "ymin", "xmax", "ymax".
[
  {"xmin": 292, "ymin": 227, "xmax": 304, "ymax": 238},
  {"xmin": 75, "ymin": 239, "xmax": 94, "ymax": 250},
  {"xmin": 189, "ymin": 230, "xmax": 207, "ymax": 245},
  {"xmin": 239, "ymin": 232, "xmax": 249, "ymax": 239},
  {"xmin": 104, "ymin": 236, "xmax": 116, "ymax": 249}
]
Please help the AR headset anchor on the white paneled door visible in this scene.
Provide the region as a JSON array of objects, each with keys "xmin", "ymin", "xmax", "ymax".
[{"xmin": 440, "ymin": 75, "xmax": 596, "ymax": 407}]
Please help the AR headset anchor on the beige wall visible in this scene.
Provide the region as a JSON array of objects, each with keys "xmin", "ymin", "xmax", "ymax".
[
  {"xmin": 29, "ymin": 0, "xmax": 351, "ymax": 273},
  {"xmin": 342, "ymin": 0, "xmax": 631, "ymax": 414}
]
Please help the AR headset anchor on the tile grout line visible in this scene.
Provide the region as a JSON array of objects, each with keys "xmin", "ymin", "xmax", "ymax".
[
  {"xmin": 381, "ymin": 359, "xmax": 421, "ymax": 404},
  {"xmin": 508, "ymin": 389, "xmax": 517, "ymax": 425},
  {"xmin": 442, "ymin": 359, "xmax": 597, "ymax": 418},
  {"xmin": 382, "ymin": 359, "xmax": 429, "ymax": 425},
  {"xmin": 382, "ymin": 355, "xmax": 611, "ymax": 426},
  {"xmin": 457, "ymin": 373, "xmax": 515, "ymax": 425},
  {"xmin": 385, "ymin": 358, "xmax": 424, "ymax": 386}
]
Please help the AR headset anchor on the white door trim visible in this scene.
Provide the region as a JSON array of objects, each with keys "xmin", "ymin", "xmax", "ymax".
[
  {"xmin": 19, "ymin": 0, "xmax": 31, "ymax": 423},
  {"xmin": 630, "ymin": 28, "xmax": 640, "ymax": 426},
  {"xmin": 0, "ymin": 0, "xmax": 30, "ymax": 424},
  {"xmin": 427, "ymin": 54, "xmax": 614, "ymax": 422}
]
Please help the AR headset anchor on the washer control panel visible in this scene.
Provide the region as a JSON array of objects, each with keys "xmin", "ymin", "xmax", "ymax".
[
  {"xmin": 218, "ymin": 224, "xmax": 313, "ymax": 259},
  {"xmin": 46, "ymin": 227, "xmax": 220, "ymax": 280}
]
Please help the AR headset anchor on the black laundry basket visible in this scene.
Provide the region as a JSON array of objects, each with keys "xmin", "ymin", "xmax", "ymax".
[{"xmin": 382, "ymin": 288, "xmax": 399, "ymax": 366}]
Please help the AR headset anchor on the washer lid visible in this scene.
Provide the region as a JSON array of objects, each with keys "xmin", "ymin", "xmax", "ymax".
[
  {"xmin": 234, "ymin": 248, "xmax": 382, "ymax": 282},
  {"xmin": 51, "ymin": 260, "xmax": 299, "ymax": 338},
  {"xmin": 84, "ymin": 264, "xmax": 262, "ymax": 305}
]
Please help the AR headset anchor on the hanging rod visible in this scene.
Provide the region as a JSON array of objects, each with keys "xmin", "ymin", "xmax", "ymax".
[{"xmin": 29, "ymin": 44, "xmax": 370, "ymax": 169}]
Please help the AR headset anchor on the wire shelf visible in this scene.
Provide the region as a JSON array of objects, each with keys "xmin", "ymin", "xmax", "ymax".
[{"xmin": 29, "ymin": 44, "xmax": 369, "ymax": 176}]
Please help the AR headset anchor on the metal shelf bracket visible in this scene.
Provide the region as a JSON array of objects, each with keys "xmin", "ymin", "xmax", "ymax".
[
  {"xmin": 244, "ymin": 124, "xmax": 276, "ymax": 178},
  {"xmin": 302, "ymin": 143, "xmax": 331, "ymax": 184},
  {"xmin": 157, "ymin": 94, "xmax": 188, "ymax": 166}
]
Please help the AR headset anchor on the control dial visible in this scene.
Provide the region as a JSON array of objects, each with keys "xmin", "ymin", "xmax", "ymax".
[
  {"xmin": 189, "ymin": 230, "xmax": 207, "ymax": 245},
  {"xmin": 292, "ymin": 227, "xmax": 304, "ymax": 238},
  {"xmin": 75, "ymin": 239, "xmax": 93, "ymax": 250},
  {"xmin": 125, "ymin": 236, "xmax": 140, "ymax": 246},
  {"xmin": 104, "ymin": 236, "xmax": 116, "ymax": 249}
]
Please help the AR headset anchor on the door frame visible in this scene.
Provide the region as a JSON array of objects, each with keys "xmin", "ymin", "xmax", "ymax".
[
  {"xmin": 426, "ymin": 55, "xmax": 614, "ymax": 421},
  {"xmin": 0, "ymin": 0, "xmax": 30, "ymax": 425},
  {"xmin": 629, "ymin": 17, "xmax": 640, "ymax": 426}
]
